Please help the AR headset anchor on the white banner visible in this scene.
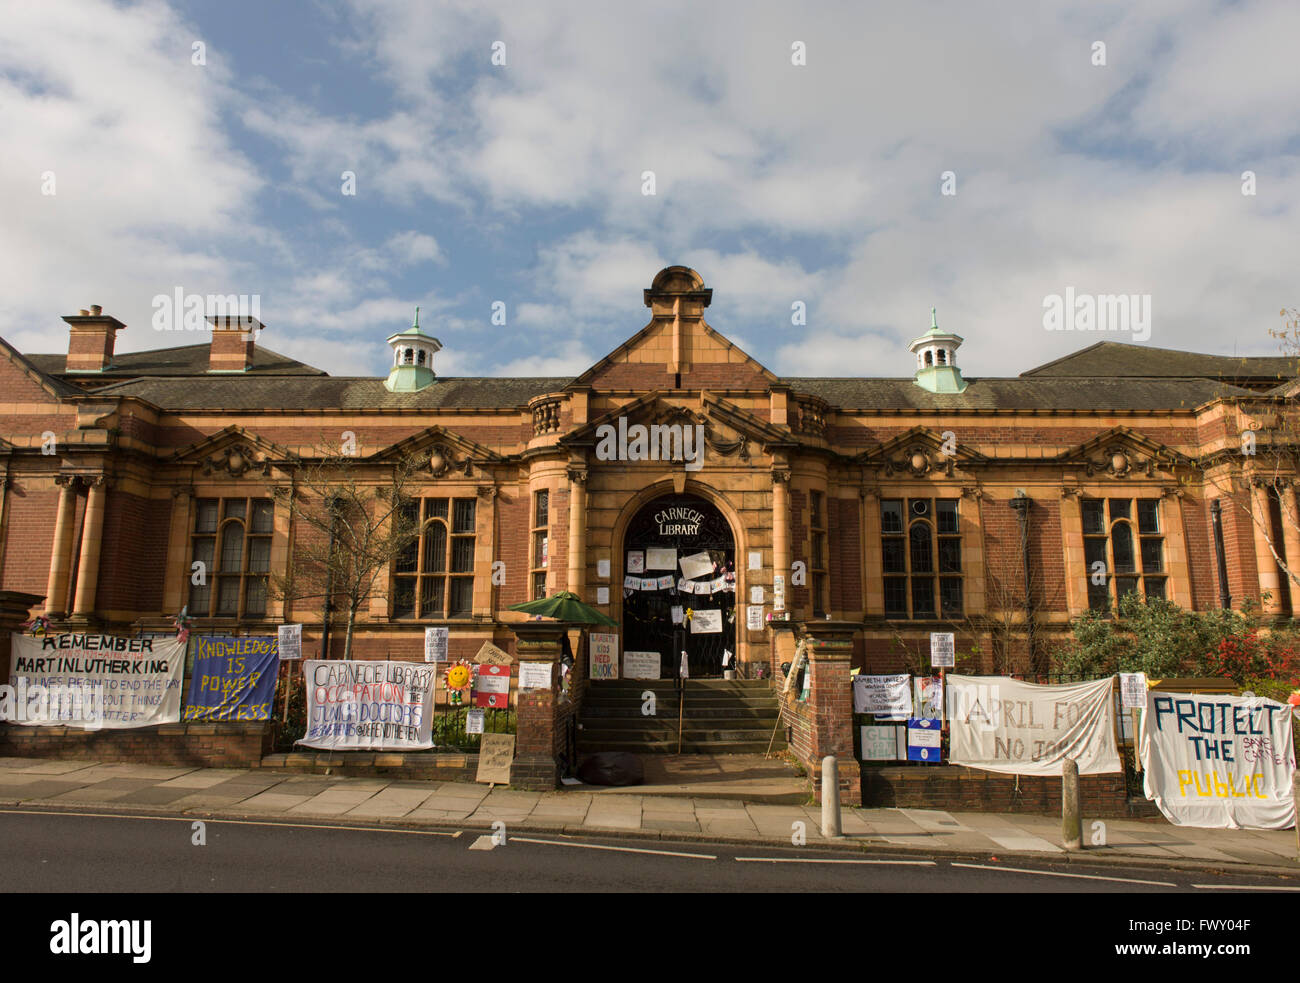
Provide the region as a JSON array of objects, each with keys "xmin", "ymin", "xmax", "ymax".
[
  {"xmin": 298, "ymin": 659, "xmax": 437, "ymax": 750},
  {"xmin": 7, "ymin": 633, "xmax": 185, "ymax": 729},
  {"xmin": 1140, "ymin": 691, "xmax": 1296, "ymax": 829},
  {"xmin": 946, "ymin": 675, "xmax": 1121, "ymax": 776},
  {"xmin": 852, "ymin": 674, "xmax": 913, "ymax": 720}
]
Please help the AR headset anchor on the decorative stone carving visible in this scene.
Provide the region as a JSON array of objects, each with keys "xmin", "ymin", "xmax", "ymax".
[
  {"xmin": 428, "ymin": 443, "xmax": 473, "ymax": 478},
  {"xmin": 566, "ymin": 467, "xmax": 588, "ymax": 485},
  {"xmin": 203, "ymin": 442, "xmax": 270, "ymax": 478},
  {"xmin": 790, "ymin": 396, "xmax": 828, "ymax": 439},
  {"xmin": 531, "ymin": 398, "xmax": 563, "ymax": 436},
  {"xmin": 652, "ymin": 405, "xmax": 750, "ymax": 461},
  {"xmin": 1084, "ymin": 445, "xmax": 1158, "ymax": 478},
  {"xmin": 884, "ymin": 443, "xmax": 954, "ymax": 478}
]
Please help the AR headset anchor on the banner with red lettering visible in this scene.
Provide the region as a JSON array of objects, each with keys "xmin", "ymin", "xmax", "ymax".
[
  {"xmin": 1140, "ymin": 690, "xmax": 1296, "ymax": 829},
  {"xmin": 299, "ymin": 659, "xmax": 437, "ymax": 751},
  {"xmin": 946, "ymin": 675, "xmax": 1121, "ymax": 776},
  {"xmin": 5, "ymin": 633, "xmax": 185, "ymax": 729}
]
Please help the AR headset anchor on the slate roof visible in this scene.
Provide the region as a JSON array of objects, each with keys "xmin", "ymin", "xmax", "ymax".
[
  {"xmin": 1019, "ymin": 342, "xmax": 1296, "ymax": 384},
  {"xmin": 26, "ymin": 344, "xmax": 328, "ymax": 378},
  {"xmin": 92, "ymin": 376, "xmax": 574, "ymax": 410},
  {"xmin": 784, "ymin": 377, "xmax": 1254, "ymax": 411}
]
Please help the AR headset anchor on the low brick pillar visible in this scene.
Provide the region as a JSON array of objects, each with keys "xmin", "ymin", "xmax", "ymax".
[
  {"xmin": 798, "ymin": 620, "xmax": 861, "ymax": 806},
  {"xmin": 0, "ymin": 591, "xmax": 44, "ymax": 683},
  {"xmin": 508, "ymin": 622, "xmax": 567, "ymax": 791}
]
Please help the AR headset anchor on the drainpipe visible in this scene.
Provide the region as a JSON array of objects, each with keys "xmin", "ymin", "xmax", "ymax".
[
  {"xmin": 1010, "ymin": 491, "xmax": 1036, "ymax": 672},
  {"xmin": 320, "ymin": 496, "xmax": 337, "ymax": 659},
  {"xmin": 1210, "ymin": 499, "xmax": 1232, "ymax": 609}
]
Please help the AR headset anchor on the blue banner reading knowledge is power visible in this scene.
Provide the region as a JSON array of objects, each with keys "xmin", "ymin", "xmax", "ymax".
[{"xmin": 184, "ymin": 635, "xmax": 280, "ymax": 721}]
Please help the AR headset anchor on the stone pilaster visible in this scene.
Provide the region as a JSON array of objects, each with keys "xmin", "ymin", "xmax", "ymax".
[
  {"xmin": 796, "ymin": 619, "xmax": 861, "ymax": 806},
  {"xmin": 566, "ymin": 467, "xmax": 587, "ymax": 598},
  {"xmin": 508, "ymin": 622, "xmax": 567, "ymax": 790},
  {"xmin": 1250, "ymin": 480, "xmax": 1283, "ymax": 614},
  {"xmin": 71, "ymin": 476, "xmax": 108, "ymax": 618},
  {"xmin": 44, "ymin": 476, "xmax": 79, "ymax": 618}
]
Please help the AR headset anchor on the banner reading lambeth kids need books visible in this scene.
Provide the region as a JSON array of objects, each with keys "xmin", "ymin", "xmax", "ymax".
[
  {"xmin": 184, "ymin": 635, "xmax": 280, "ymax": 722},
  {"xmin": 299, "ymin": 659, "xmax": 437, "ymax": 751},
  {"xmin": 946, "ymin": 675, "xmax": 1121, "ymax": 776},
  {"xmin": 8, "ymin": 633, "xmax": 185, "ymax": 728},
  {"xmin": 1140, "ymin": 690, "xmax": 1296, "ymax": 829}
]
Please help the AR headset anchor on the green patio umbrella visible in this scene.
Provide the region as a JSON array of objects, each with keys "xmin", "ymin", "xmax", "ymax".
[{"xmin": 508, "ymin": 591, "xmax": 619, "ymax": 627}]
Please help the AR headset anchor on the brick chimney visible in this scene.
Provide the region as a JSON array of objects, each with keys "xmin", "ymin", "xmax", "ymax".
[
  {"xmin": 62, "ymin": 305, "xmax": 125, "ymax": 372},
  {"xmin": 207, "ymin": 316, "xmax": 263, "ymax": 372}
]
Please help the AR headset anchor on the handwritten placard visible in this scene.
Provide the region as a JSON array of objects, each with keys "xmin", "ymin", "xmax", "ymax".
[{"xmin": 476, "ymin": 733, "xmax": 515, "ymax": 785}]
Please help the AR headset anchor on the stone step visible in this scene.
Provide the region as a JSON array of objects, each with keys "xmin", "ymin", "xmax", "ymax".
[
  {"xmin": 581, "ymin": 695, "xmax": 779, "ymax": 709},
  {"xmin": 578, "ymin": 720, "xmax": 778, "ymax": 736},
  {"xmin": 579, "ymin": 706, "xmax": 779, "ymax": 721},
  {"xmin": 577, "ymin": 738, "xmax": 787, "ymax": 754}
]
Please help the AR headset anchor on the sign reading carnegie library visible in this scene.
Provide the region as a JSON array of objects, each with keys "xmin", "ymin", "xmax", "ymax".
[{"xmin": 0, "ymin": 265, "xmax": 1293, "ymax": 677}]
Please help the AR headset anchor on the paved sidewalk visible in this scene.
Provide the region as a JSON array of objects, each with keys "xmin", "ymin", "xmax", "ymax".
[{"xmin": 1, "ymin": 756, "xmax": 1296, "ymax": 873}]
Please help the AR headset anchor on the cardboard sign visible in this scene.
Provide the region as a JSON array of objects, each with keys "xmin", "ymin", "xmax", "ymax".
[
  {"xmin": 475, "ymin": 641, "xmax": 514, "ymax": 665},
  {"xmin": 624, "ymin": 651, "xmax": 661, "ymax": 680},
  {"xmin": 474, "ymin": 663, "xmax": 511, "ymax": 708},
  {"xmin": 930, "ymin": 632, "xmax": 955, "ymax": 668},
  {"xmin": 589, "ymin": 633, "xmax": 619, "ymax": 679},
  {"xmin": 424, "ymin": 627, "xmax": 449, "ymax": 663},
  {"xmin": 278, "ymin": 624, "xmax": 302, "ymax": 661},
  {"xmin": 476, "ymin": 732, "xmax": 515, "ymax": 785}
]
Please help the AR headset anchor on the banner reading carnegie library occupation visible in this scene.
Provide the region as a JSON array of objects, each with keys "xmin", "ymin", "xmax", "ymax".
[
  {"xmin": 1140, "ymin": 690, "xmax": 1296, "ymax": 829},
  {"xmin": 9, "ymin": 632, "xmax": 185, "ymax": 729},
  {"xmin": 184, "ymin": 635, "xmax": 279, "ymax": 722},
  {"xmin": 946, "ymin": 675, "xmax": 1121, "ymax": 776},
  {"xmin": 299, "ymin": 659, "xmax": 437, "ymax": 751}
]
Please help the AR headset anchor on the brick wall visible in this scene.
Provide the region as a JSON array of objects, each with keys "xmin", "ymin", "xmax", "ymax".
[
  {"xmin": 96, "ymin": 490, "xmax": 170, "ymax": 614},
  {"xmin": 0, "ymin": 480, "xmax": 58, "ymax": 596},
  {"xmin": 860, "ymin": 764, "xmax": 1146, "ymax": 818},
  {"xmin": 0, "ymin": 721, "xmax": 270, "ymax": 768}
]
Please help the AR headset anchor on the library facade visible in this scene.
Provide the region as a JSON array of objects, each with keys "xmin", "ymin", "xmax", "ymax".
[{"xmin": 0, "ymin": 266, "xmax": 1295, "ymax": 684}]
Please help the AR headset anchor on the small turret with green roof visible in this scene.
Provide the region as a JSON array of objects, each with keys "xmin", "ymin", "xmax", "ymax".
[
  {"xmin": 385, "ymin": 306, "xmax": 442, "ymax": 392},
  {"xmin": 909, "ymin": 307, "xmax": 967, "ymax": 394}
]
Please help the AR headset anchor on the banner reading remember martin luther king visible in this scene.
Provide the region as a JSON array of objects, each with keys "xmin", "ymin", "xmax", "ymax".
[{"xmin": 8, "ymin": 632, "xmax": 185, "ymax": 729}]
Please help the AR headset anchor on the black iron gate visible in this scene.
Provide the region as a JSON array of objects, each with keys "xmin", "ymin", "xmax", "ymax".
[{"xmin": 622, "ymin": 494, "xmax": 735, "ymax": 678}]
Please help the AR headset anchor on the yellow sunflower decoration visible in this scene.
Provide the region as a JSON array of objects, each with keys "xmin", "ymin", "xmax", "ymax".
[{"xmin": 444, "ymin": 659, "xmax": 475, "ymax": 706}]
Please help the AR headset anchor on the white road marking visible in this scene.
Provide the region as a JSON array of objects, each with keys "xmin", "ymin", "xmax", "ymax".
[
  {"xmin": 469, "ymin": 835, "xmax": 498, "ymax": 851},
  {"xmin": 0, "ymin": 808, "xmax": 460, "ymax": 836},
  {"xmin": 735, "ymin": 857, "xmax": 935, "ymax": 865},
  {"xmin": 951, "ymin": 861, "xmax": 1176, "ymax": 887},
  {"xmin": 1192, "ymin": 883, "xmax": 1300, "ymax": 891},
  {"xmin": 508, "ymin": 836, "xmax": 716, "ymax": 859}
]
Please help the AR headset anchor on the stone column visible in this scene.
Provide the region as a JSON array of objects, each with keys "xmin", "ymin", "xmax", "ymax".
[
  {"xmin": 44, "ymin": 476, "xmax": 79, "ymax": 618},
  {"xmin": 1250, "ymin": 480, "xmax": 1283, "ymax": 614},
  {"xmin": 509, "ymin": 622, "xmax": 568, "ymax": 790},
  {"xmin": 566, "ymin": 467, "xmax": 587, "ymax": 598},
  {"xmin": 772, "ymin": 467, "xmax": 791, "ymax": 604},
  {"xmin": 797, "ymin": 619, "xmax": 861, "ymax": 806},
  {"xmin": 1279, "ymin": 484, "xmax": 1300, "ymax": 609},
  {"xmin": 162, "ymin": 487, "xmax": 195, "ymax": 616},
  {"xmin": 71, "ymin": 476, "xmax": 107, "ymax": 618}
]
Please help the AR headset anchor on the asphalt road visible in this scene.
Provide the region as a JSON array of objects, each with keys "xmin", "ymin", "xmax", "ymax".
[{"xmin": 1, "ymin": 807, "xmax": 1298, "ymax": 894}]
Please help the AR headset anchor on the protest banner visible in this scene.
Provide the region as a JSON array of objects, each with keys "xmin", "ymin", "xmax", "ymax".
[
  {"xmin": 184, "ymin": 635, "xmax": 279, "ymax": 721},
  {"xmin": 476, "ymin": 732, "xmax": 515, "ymax": 785},
  {"xmin": 852, "ymin": 674, "xmax": 913, "ymax": 720},
  {"xmin": 298, "ymin": 659, "xmax": 438, "ymax": 751},
  {"xmin": 1140, "ymin": 690, "xmax": 1296, "ymax": 829},
  {"xmin": 8, "ymin": 633, "xmax": 185, "ymax": 729},
  {"xmin": 946, "ymin": 675, "xmax": 1121, "ymax": 776}
]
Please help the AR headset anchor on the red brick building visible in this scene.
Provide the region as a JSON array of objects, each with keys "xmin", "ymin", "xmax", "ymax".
[{"xmin": 0, "ymin": 266, "xmax": 1294, "ymax": 680}]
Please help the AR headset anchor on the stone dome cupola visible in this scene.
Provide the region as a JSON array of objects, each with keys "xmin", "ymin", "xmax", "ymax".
[
  {"xmin": 385, "ymin": 306, "xmax": 442, "ymax": 393},
  {"xmin": 909, "ymin": 307, "xmax": 967, "ymax": 394}
]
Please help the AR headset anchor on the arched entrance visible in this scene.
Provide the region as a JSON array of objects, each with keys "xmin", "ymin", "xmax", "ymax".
[{"xmin": 621, "ymin": 493, "xmax": 736, "ymax": 678}]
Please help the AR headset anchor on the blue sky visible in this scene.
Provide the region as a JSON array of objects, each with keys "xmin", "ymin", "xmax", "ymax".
[{"xmin": 2, "ymin": 0, "xmax": 1297, "ymax": 379}]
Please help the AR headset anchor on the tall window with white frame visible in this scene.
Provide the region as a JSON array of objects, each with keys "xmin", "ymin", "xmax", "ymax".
[
  {"xmin": 393, "ymin": 497, "xmax": 477, "ymax": 619},
  {"xmin": 189, "ymin": 497, "xmax": 273, "ymax": 619},
  {"xmin": 809, "ymin": 490, "xmax": 827, "ymax": 617},
  {"xmin": 531, "ymin": 490, "xmax": 549, "ymax": 600},
  {"xmin": 881, "ymin": 498, "xmax": 962, "ymax": 619},
  {"xmin": 1082, "ymin": 497, "xmax": 1165, "ymax": 612}
]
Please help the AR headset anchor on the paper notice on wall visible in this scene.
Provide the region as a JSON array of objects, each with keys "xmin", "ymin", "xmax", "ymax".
[
  {"xmin": 773, "ymin": 574, "xmax": 786, "ymax": 612},
  {"xmin": 671, "ymin": 606, "xmax": 684, "ymax": 625},
  {"xmin": 914, "ymin": 676, "xmax": 944, "ymax": 719},
  {"xmin": 690, "ymin": 610, "xmax": 723, "ymax": 634},
  {"xmin": 852, "ymin": 674, "xmax": 913, "ymax": 720},
  {"xmin": 645, "ymin": 547, "xmax": 677, "ymax": 570},
  {"xmin": 624, "ymin": 576, "xmax": 640, "ymax": 590},
  {"xmin": 589, "ymin": 633, "xmax": 619, "ymax": 679},
  {"xmin": 626, "ymin": 551, "xmax": 645, "ymax": 573},
  {"xmin": 517, "ymin": 662, "xmax": 552, "ymax": 691},
  {"xmin": 641, "ymin": 578, "xmax": 658, "ymax": 591},
  {"xmin": 861, "ymin": 725, "xmax": 906, "ymax": 761},
  {"xmin": 946, "ymin": 675, "xmax": 1121, "ymax": 776},
  {"xmin": 657, "ymin": 574, "xmax": 675, "ymax": 589},
  {"xmin": 746, "ymin": 605, "xmax": 764, "ymax": 630},
  {"xmin": 596, "ymin": 587, "xmax": 610, "ymax": 605},
  {"xmin": 278, "ymin": 624, "xmax": 302, "ymax": 661},
  {"xmin": 624, "ymin": 651, "xmax": 661, "ymax": 680},
  {"xmin": 679, "ymin": 551, "xmax": 713, "ymax": 580},
  {"xmin": 423, "ymin": 626, "xmax": 448, "ymax": 663},
  {"xmin": 597, "ymin": 558, "xmax": 610, "ymax": 579},
  {"xmin": 1120, "ymin": 672, "xmax": 1148, "ymax": 709},
  {"xmin": 465, "ymin": 708, "xmax": 485, "ymax": 735},
  {"xmin": 749, "ymin": 551, "xmax": 762, "ymax": 571},
  {"xmin": 750, "ymin": 586, "xmax": 764, "ymax": 604},
  {"xmin": 1140, "ymin": 690, "xmax": 1296, "ymax": 829}
]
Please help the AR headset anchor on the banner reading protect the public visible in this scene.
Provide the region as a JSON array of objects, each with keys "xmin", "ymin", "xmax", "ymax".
[
  {"xmin": 184, "ymin": 635, "xmax": 280, "ymax": 722},
  {"xmin": 298, "ymin": 659, "xmax": 437, "ymax": 751},
  {"xmin": 8, "ymin": 633, "xmax": 185, "ymax": 729},
  {"xmin": 946, "ymin": 674, "xmax": 1121, "ymax": 776},
  {"xmin": 1140, "ymin": 690, "xmax": 1296, "ymax": 829}
]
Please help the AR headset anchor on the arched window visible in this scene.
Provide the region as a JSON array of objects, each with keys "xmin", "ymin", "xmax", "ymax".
[
  {"xmin": 189, "ymin": 497, "xmax": 272, "ymax": 618},
  {"xmin": 937, "ymin": 349, "xmax": 947, "ymax": 365},
  {"xmin": 417, "ymin": 349, "xmax": 426, "ymax": 366},
  {"xmin": 924, "ymin": 350, "xmax": 934, "ymax": 367},
  {"xmin": 404, "ymin": 348, "xmax": 415, "ymax": 365}
]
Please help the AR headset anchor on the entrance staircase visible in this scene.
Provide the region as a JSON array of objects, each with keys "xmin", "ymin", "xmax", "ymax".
[{"xmin": 577, "ymin": 679, "xmax": 786, "ymax": 755}]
